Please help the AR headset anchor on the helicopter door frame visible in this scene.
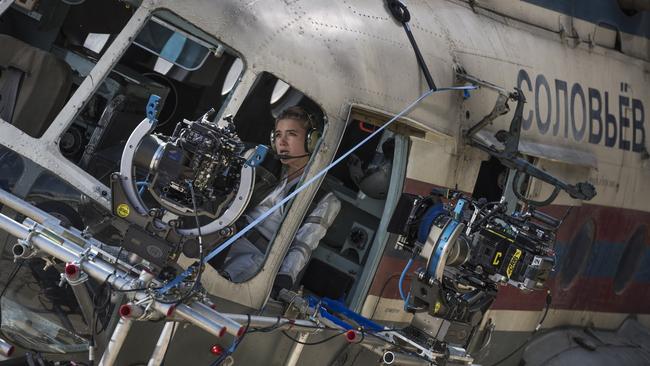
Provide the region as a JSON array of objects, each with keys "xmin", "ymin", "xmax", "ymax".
[{"xmin": 342, "ymin": 105, "xmax": 424, "ymax": 312}]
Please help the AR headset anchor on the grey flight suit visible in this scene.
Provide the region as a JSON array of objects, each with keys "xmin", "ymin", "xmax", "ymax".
[{"xmin": 222, "ymin": 175, "xmax": 341, "ymax": 284}]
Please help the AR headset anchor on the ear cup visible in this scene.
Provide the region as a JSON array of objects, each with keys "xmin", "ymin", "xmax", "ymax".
[{"xmin": 305, "ymin": 128, "xmax": 321, "ymax": 154}]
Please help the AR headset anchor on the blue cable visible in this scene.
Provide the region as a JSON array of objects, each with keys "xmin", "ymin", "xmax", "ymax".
[
  {"xmin": 399, "ymin": 257, "xmax": 414, "ymax": 301},
  {"xmin": 136, "ymin": 181, "xmax": 148, "ymax": 196},
  {"xmin": 158, "ymin": 84, "xmax": 478, "ymax": 295}
]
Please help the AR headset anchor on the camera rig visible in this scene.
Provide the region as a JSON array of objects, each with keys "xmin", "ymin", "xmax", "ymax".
[
  {"xmin": 109, "ymin": 96, "xmax": 267, "ymax": 269},
  {"xmin": 389, "ymin": 190, "xmax": 560, "ymax": 347},
  {"xmin": 385, "ymin": 74, "xmax": 596, "ymax": 353}
]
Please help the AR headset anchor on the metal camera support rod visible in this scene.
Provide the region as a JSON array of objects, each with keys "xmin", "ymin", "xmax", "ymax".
[
  {"xmin": 0, "ymin": 337, "xmax": 14, "ymax": 358},
  {"xmin": 0, "ymin": 188, "xmax": 241, "ymax": 363},
  {"xmin": 0, "ymin": 188, "xmax": 368, "ymax": 365},
  {"xmin": 0, "ymin": 187, "xmax": 474, "ymax": 365}
]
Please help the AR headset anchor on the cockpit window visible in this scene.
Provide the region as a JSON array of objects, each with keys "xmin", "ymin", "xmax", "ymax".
[
  {"xmin": 216, "ymin": 72, "xmax": 331, "ymax": 284},
  {"xmin": 133, "ymin": 17, "xmax": 212, "ymax": 71},
  {"xmin": 0, "ymin": 1, "xmax": 135, "ymax": 138},
  {"xmin": 58, "ymin": 12, "xmax": 244, "ymax": 186}
]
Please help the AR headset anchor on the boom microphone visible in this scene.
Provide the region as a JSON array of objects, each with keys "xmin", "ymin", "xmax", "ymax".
[{"xmin": 273, "ymin": 152, "xmax": 310, "ymax": 160}]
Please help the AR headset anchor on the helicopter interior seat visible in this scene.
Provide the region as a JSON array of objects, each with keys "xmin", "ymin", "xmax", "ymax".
[
  {"xmin": 0, "ymin": 34, "xmax": 72, "ymax": 138},
  {"xmin": 81, "ymin": 90, "xmax": 164, "ymax": 172}
]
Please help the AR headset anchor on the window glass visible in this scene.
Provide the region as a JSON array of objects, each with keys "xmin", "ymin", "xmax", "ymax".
[
  {"xmin": 0, "ymin": 146, "xmax": 24, "ymax": 194},
  {"xmin": 216, "ymin": 72, "xmax": 328, "ymax": 283},
  {"xmin": 559, "ymin": 219, "xmax": 596, "ymax": 290},
  {"xmin": 0, "ymin": 1, "xmax": 135, "ymax": 137},
  {"xmin": 614, "ymin": 225, "xmax": 647, "ymax": 294},
  {"xmin": 133, "ymin": 17, "xmax": 211, "ymax": 71},
  {"xmin": 58, "ymin": 12, "xmax": 244, "ymax": 188},
  {"xmin": 0, "ymin": 155, "xmax": 114, "ymax": 354}
]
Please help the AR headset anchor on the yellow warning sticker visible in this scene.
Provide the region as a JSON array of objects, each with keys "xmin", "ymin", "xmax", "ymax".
[
  {"xmin": 434, "ymin": 301, "xmax": 441, "ymax": 314},
  {"xmin": 492, "ymin": 252, "xmax": 503, "ymax": 265},
  {"xmin": 506, "ymin": 249, "xmax": 522, "ymax": 278},
  {"xmin": 116, "ymin": 204, "xmax": 130, "ymax": 218}
]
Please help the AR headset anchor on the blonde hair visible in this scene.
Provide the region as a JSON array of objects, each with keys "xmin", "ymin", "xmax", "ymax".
[{"xmin": 275, "ymin": 106, "xmax": 314, "ymax": 131}]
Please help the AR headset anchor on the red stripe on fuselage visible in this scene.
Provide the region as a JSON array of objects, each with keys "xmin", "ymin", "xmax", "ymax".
[
  {"xmin": 547, "ymin": 204, "xmax": 650, "ymax": 243},
  {"xmin": 492, "ymin": 277, "xmax": 650, "ymax": 313}
]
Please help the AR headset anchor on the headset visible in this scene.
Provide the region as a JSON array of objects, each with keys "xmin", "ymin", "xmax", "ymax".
[{"xmin": 270, "ymin": 106, "xmax": 322, "ymax": 157}]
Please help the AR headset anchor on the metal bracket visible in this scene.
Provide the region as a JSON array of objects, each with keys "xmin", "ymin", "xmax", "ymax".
[
  {"xmin": 245, "ymin": 145, "xmax": 269, "ymax": 168},
  {"xmin": 460, "ymin": 75, "xmax": 597, "ymax": 206},
  {"xmin": 464, "ymin": 93, "xmax": 510, "ymax": 141},
  {"xmin": 146, "ymin": 94, "xmax": 161, "ymax": 124}
]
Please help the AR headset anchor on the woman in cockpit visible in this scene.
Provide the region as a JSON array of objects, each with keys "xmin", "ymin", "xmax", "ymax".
[{"xmin": 219, "ymin": 106, "xmax": 340, "ymax": 293}]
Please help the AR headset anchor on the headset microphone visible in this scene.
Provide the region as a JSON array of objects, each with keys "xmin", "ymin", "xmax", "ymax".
[{"xmin": 274, "ymin": 152, "xmax": 310, "ymax": 160}]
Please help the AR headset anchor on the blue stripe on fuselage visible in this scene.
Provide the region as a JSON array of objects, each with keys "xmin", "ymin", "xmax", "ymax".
[
  {"xmin": 523, "ymin": 0, "xmax": 650, "ymax": 39},
  {"xmin": 553, "ymin": 240, "xmax": 650, "ymax": 281}
]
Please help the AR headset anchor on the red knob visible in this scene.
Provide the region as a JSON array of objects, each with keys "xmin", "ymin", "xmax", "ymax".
[
  {"xmin": 345, "ymin": 330, "xmax": 357, "ymax": 342},
  {"xmin": 119, "ymin": 304, "xmax": 132, "ymax": 318},
  {"xmin": 65, "ymin": 263, "xmax": 79, "ymax": 279},
  {"xmin": 210, "ymin": 344, "xmax": 224, "ymax": 356}
]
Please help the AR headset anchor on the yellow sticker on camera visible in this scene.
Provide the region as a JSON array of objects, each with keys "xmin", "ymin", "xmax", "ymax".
[
  {"xmin": 116, "ymin": 204, "xmax": 130, "ymax": 218},
  {"xmin": 506, "ymin": 249, "xmax": 522, "ymax": 278}
]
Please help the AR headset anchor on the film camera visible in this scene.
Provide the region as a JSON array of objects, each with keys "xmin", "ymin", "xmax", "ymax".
[
  {"xmin": 388, "ymin": 188, "xmax": 560, "ymax": 347},
  {"xmin": 110, "ymin": 101, "xmax": 265, "ymax": 270}
]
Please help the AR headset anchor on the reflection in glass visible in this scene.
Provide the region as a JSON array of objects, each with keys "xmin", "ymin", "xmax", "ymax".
[
  {"xmin": 1, "ymin": 297, "xmax": 88, "ymax": 353},
  {"xmin": 134, "ymin": 17, "xmax": 211, "ymax": 71},
  {"xmin": 0, "ymin": 146, "xmax": 24, "ymax": 192}
]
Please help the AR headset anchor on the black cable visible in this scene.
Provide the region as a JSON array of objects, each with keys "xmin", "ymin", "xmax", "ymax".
[
  {"xmin": 114, "ymin": 247, "xmax": 124, "ymax": 276},
  {"xmin": 370, "ymin": 273, "xmax": 412, "ymax": 319},
  {"xmin": 89, "ymin": 290, "xmax": 99, "ymax": 366},
  {"xmin": 488, "ymin": 290, "xmax": 552, "ymax": 366},
  {"xmin": 158, "ymin": 182, "xmax": 204, "ymax": 305},
  {"xmin": 88, "ymin": 265, "xmax": 116, "ymax": 366},
  {"xmin": 281, "ymin": 329, "xmax": 347, "ymax": 345},
  {"xmin": 231, "ymin": 314, "xmax": 251, "ymax": 350},
  {"xmin": 386, "ymin": 0, "xmax": 437, "ymax": 91},
  {"xmin": 245, "ymin": 316, "xmax": 347, "ymax": 335},
  {"xmin": 111, "ymin": 285, "xmax": 163, "ymax": 293},
  {"xmin": 94, "ymin": 287, "xmax": 112, "ymax": 332},
  {"xmin": 185, "ymin": 181, "xmax": 204, "ymax": 298},
  {"xmin": 536, "ymin": 292, "xmax": 552, "ymax": 330},
  {"xmin": 284, "ymin": 161, "xmax": 309, "ymax": 184}
]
